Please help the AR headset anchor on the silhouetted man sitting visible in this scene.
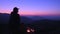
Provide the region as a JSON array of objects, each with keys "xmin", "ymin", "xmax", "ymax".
[{"xmin": 9, "ymin": 7, "xmax": 20, "ymax": 34}]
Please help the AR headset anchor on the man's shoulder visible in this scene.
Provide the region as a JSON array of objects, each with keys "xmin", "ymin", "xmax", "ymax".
[
  {"xmin": 17, "ymin": 14, "xmax": 20, "ymax": 17},
  {"xmin": 17, "ymin": 14, "xmax": 19, "ymax": 15},
  {"xmin": 11, "ymin": 12, "xmax": 13, "ymax": 14}
]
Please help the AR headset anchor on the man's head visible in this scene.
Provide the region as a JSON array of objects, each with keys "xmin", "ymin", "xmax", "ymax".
[{"xmin": 13, "ymin": 7, "xmax": 19, "ymax": 14}]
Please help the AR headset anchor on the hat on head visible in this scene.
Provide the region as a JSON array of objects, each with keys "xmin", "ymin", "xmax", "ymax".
[{"xmin": 13, "ymin": 7, "xmax": 19, "ymax": 10}]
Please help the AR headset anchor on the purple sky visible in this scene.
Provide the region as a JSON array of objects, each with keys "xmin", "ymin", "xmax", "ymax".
[{"xmin": 0, "ymin": 0, "xmax": 60, "ymax": 16}]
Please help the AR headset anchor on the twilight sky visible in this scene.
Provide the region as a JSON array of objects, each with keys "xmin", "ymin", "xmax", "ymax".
[{"xmin": 0, "ymin": 0, "xmax": 60, "ymax": 16}]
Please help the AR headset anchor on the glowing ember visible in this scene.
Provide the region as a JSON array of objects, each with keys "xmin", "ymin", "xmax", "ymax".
[
  {"xmin": 27, "ymin": 27, "xmax": 35, "ymax": 33},
  {"xmin": 27, "ymin": 29, "xmax": 31, "ymax": 32},
  {"xmin": 31, "ymin": 29, "xmax": 35, "ymax": 32}
]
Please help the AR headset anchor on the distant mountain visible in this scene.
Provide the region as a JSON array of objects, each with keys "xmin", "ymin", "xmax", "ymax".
[
  {"xmin": 0, "ymin": 13, "xmax": 9, "ymax": 24},
  {"xmin": 42, "ymin": 16, "xmax": 60, "ymax": 20},
  {"xmin": 0, "ymin": 13, "xmax": 60, "ymax": 24},
  {"xmin": 20, "ymin": 16, "xmax": 33, "ymax": 24},
  {"xmin": 26, "ymin": 15, "xmax": 60, "ymax": 20},
  {"xmin": 28, "ymin": 16, "xmax": 45, "ymax": 20}
]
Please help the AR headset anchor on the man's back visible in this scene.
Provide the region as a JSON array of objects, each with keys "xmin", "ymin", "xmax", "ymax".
[
  {"xmin": 10, "ymin": 12, "xmax": 20, "ymax": 24},
  {"xmin": 9, "ymin": 7, "xmax": 20, "ymax": 34}
]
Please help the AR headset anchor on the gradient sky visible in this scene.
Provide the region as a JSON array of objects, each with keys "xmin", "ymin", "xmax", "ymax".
[{"xmin": 0, "ymin": 0, "xmax": 60, "ymax": 16}]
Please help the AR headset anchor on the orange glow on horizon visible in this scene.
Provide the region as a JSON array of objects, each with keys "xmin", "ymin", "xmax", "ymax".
[{"xmin": 0, "ymin": 10, "xmax": 60, "ymax": 16}]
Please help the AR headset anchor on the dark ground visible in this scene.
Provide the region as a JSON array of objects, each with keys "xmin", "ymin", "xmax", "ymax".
[{"xmin": 0, "ymin": 22, "xmax": 60, "ymax": 34}]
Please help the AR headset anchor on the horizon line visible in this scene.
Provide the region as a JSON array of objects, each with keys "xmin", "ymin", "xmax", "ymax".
[{"xmin": 0, "ymin": 13, "xmax": 60, "ymax": 16}]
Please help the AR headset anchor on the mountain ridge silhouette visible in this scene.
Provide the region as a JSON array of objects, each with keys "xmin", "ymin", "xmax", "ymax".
[{"xmin": 0, "ymin": 13, "xmax": 60, "ymax": 24}]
